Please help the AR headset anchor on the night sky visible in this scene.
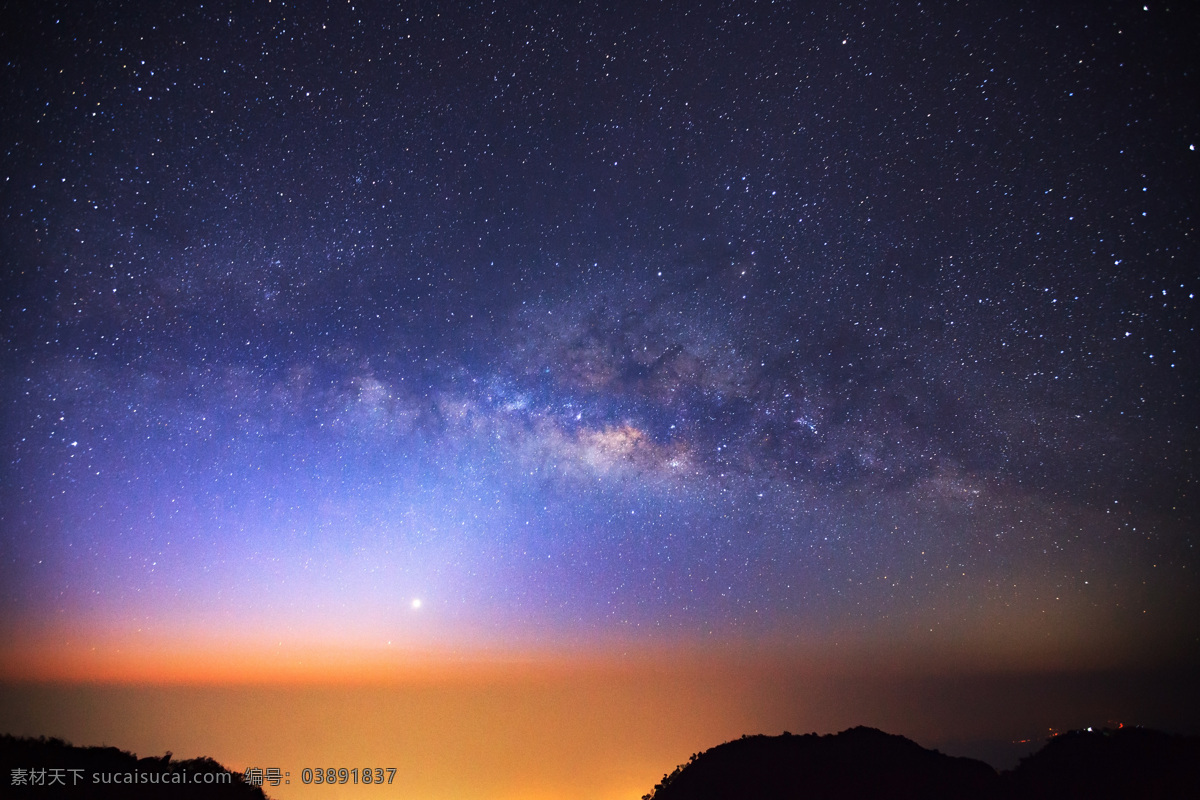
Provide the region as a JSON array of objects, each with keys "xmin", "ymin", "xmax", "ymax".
[{"xmin": 2, "ymin": 0, "xmax": 1198, "ymax": 684}]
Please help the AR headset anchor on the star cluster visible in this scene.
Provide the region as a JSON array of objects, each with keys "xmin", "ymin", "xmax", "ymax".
[{"xmin": 1, "ymin": 1, "xmax": 1197, "ymax": 668}]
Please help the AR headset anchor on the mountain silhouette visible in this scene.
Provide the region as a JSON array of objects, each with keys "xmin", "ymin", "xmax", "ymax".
[
  {"xmin": 1005, "ymin": 727, "xmax": 1200, "ymax": 799},
  {"xmin": 643, "ymin": 726, "xmax": 1200, "ymax": 800},
  {"xmin": 0, "ymin": 734, "xmax": 271, "ymax": 799},
  {"xmin": 643, "ymin": 726, "xmax": 1001, "ymax": 800}
]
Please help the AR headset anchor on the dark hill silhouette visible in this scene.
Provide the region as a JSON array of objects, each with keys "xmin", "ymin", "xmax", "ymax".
[
  {"xmin": 1006, "ymin": 727, "xmax": 1200, "ymax": 799},
  {"xmin": 643, "ymin": 726, "xmax": 1002, "ymax": 800},
  {"xmin": 0, "ymin": 734, "xmax": 271, "ymax": 799},
  {"xmin": 643, "ymin": 726, "xmax": 1200, "ymax": 800}
]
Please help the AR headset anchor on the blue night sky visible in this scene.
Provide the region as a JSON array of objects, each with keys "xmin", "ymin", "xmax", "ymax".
[{"xmin": 2, "ymin": 0, "xmax": 1197, "ymax": 677}]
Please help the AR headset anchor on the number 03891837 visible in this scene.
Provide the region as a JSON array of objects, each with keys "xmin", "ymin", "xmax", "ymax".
[{"xmin": 301, "ymin": 767, "xmax": 396, "ymax": 785}]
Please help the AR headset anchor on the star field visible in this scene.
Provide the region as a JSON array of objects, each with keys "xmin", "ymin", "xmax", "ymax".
[{"xmin": 2, "ymin": 0, "xmax": 1197, "ymax": 668}]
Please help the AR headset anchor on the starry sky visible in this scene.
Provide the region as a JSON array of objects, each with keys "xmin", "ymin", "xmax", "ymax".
[{"xmin": 2, "ymin": 0, "xmax": 1198, "ymax": 686}]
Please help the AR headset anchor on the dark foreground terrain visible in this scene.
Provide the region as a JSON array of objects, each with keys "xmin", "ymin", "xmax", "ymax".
[
  {"xmin": 1, "ymin": 734, "xmax": 270, "ymax": 799},
  {"xmin": 5, "ymin": 725, "xmax": 1197, "ymax": 798},
  {"xmin": 643, "ymin": 726, "xmax": 1200, "ymax": 800}
]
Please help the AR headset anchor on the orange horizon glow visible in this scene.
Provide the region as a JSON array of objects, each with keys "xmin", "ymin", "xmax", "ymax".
[
  {"xmin": 3, "ymin": 653, "xmax": 1196, "ymax": 800},
  {"xmin": 4, "ymin": 616, "xmax": 1195, "ymax": 800},
  {"xmin": 2, "ymin": 613, "xmax": 1180, "ymax": 687}
]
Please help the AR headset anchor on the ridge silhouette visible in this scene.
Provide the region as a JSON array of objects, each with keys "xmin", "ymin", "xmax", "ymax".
[
  {"xmin": 643, "ymin": 725, "xmax": 1200, "ymax": 800},
  {"xmin": 1, "ymin": 734, "xmax": 271, "ymax": 799},
  {"xmin": 5, "ymin": 724, "xmax": 1198, "ymax": 798}
]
